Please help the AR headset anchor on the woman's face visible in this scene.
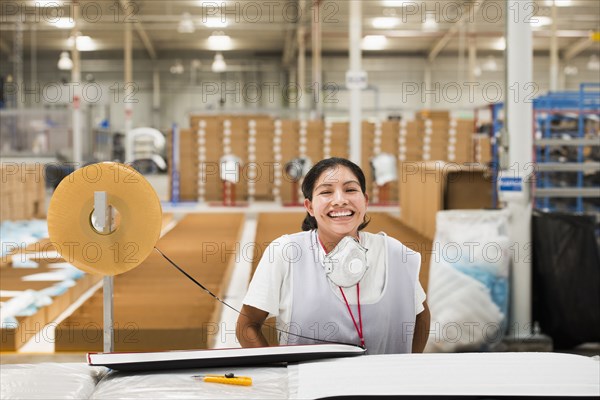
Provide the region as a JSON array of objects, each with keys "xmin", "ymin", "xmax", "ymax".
[{"xmin": 304, "ymin": 165, "xmax": 368, "ymax": 244}]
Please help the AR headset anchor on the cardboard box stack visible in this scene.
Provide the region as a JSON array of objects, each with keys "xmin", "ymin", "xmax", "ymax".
[
  {"xmin": 168, "ymin": 113, "xmax": 478, "ymax": 205},
  {"xmin": 167, "ymin": 128, "xmax": 198, "ymax": 202},
  {"xmin": 361, "ymin": 121, "xmax": 401, "ymax": 203},
  {"xmin": 324, "ymin": 121, "xmax": 349, "ymax": 159},
  {"xmin": 278, "ymin": 119, "xmax": 300, "ymax": 204},
  {"xmin": 399, "ymin": 161, "xmax": 493, "ymax": 239},
  {"xmin": 398, "ymin": 120, "xmax": 422, "ymax": 162},
  {"xmin": 0, "ymin": 163, "xmax": 46, "ymax": 222},
  {"xmin": 251, "ymin": 118, "xmax": 275, "ymax": 201},
  {"xmin": 183, "ymin": 115, "xmax": 273, "ymax": 203},
  {"xmin": 449, "ymin": 119, "xmax": 475, "ymax": 164},
  {"xmin": 418, "ymin": 111, "xmax": 450, "ymax": 162}
]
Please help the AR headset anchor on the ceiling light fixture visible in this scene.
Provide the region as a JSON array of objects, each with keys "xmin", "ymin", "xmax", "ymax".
[
  {"xmin": 530, "ymin": 16, "xmax": 553, "ymax": 28},
  {"xmin": 482, "ymin": 55, "xmax": 498, "ymax": 72},
  {"xmin": 49, "ymin": 18, "xmax": 75, "ymax": 29},
  {"xmin": 178, "ymin": 12, "xmax": 196, "ymax": 33},
  {"xmin": 67, "ymin": 34, "xmax": 96, "ymax": 51},
  {"xmin": 587, "ymin": 54, "xmax": 600, "ymax": 71},
  {"xmin": 422, "ymin": 14, "xmax": 438, "ymax": 31},
  {"xmin": 57, "ymin": 51, "xmax": 73, "ymax": 70},
  {"xmin": 544, "ymin": 0, "xmax": 572, "ymax": 6},
  {"xmin": 362, "ymin": 35, "xmax": 388, "ymax": 50},
  {"xmin": 564, "ymin": 65, "xmax": 578, "ymax": 76},
  {"xmin": 208, "ymin": 31, "xmax": 233, "ymax": 51},
  {"xmin": 212, "ymin": 52, "xmax": 227, "ymax": 73},
  {"xmin": 381, "ymin": 0, "xmax": 412, "ymax": 6},
  {"xmin": 36, "ymin": 0, "xmax": 61, "ymax": 7},
  {"xmin": 493, "ymin": 37, "xmax": 506, "ymax": 51},
  {"xmin": 372, "ymin": 17, "xmax": 400, "ymax": 29},
  {"xmin": 170, "ymin": 59, "xmax": 185, "ymax": 74},
  {"xmin": 204, "ymin": 17, "xmax": 228, "ymax": 28}
]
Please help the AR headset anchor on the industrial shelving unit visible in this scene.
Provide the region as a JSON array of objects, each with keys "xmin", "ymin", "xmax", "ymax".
[
  {"xmin": 533, "ymin": 84, "xmax": 600, "ymax": 213},
  {"xmin": 489, "ymin": 84, "xmax": 600, "ymax": 213}
]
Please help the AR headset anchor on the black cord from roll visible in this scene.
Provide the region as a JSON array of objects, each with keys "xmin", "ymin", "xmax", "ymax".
[{"xmin": 153, "ymin": 247, "xmax": 363, "ymax": 349}]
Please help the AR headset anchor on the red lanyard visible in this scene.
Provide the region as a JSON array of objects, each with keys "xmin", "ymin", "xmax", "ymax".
[
  {"xmin": 339, "ymin": 284, "xmax": 365, "ymax": 348},
  {"xmin": 318, "ymin": 234, "xmax": 365, "ymax": 348}
]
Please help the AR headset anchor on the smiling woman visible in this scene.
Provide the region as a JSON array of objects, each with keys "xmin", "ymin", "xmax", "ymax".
[{"xmin": 237, "ymin": 158, "xmax": 430, "ymax": 355}]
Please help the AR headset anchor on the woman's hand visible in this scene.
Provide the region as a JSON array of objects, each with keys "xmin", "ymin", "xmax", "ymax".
[{"xmin": 236, "ymin": 305, "xmax": 270, "ymax": 347}]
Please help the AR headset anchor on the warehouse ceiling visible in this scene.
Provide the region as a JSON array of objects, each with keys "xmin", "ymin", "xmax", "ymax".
[{"xmin": 0, "ymin": 0, "xmax": 599, "ymax": 61}]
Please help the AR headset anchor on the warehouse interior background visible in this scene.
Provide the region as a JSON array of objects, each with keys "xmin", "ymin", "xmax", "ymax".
[{"xmin": 0, "ymin": 0, "xmax": 599, "ymax": 369}]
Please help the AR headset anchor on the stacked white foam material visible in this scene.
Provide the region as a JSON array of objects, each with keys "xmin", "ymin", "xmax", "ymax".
[
  {"xmin": 91, "ymin": 365, "xmax": 288, "ymax": 399},
  {"xmin": 398, "ymin": 119, "xmax": 407, "ymax": 162},
  {"xmin": 425, "ymin": 209, "xmax": 511, "ymax": 353},
  {"xmin": 423, "ymin": 119, "xmax": 432, "ymax": 161},
  {"xmin": 273, "ymin": 120, "xmax": 283, "ymax": 203},
  {"xmin": 298, "ymin": 120, "xmax": 308, "ymax": 200},
  {"xmin": 0, "ymin": 364, "xmax": 108, "ymax": 399},
  {"xmin": 197, "ymin": 120, "xmax": 207, "ymax": 203},
  {"xmin": 323, "ymin": 120, "xmax": 332, "ymax": 159},
  {"xmin": 247, "ymin": 120, "xmax": 257, "ymax": 203},
  {"xmin": 448, "ymin": 118, "xmax": 457, "ymax": 162}
]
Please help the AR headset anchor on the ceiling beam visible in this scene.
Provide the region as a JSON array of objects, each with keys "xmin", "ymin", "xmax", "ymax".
[
  {"xmin": 563, "ymin": 34, "xmax": 593, "ymax": 61},
  {"xmin": 119, "ymin": 0, "xmax": 157, "ymax": 60},
  {"xmin": 428, "ymin": 0, "xmax": 485, "ymax": 62}
]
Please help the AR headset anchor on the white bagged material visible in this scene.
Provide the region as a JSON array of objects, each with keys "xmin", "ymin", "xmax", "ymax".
[
  {"xmin": 0, "ymin": 363, "xmax": 107, "ymax": 399},
  {"xmin": 426, "ymin": 210, "xmax": 511, "ymax": 352}
]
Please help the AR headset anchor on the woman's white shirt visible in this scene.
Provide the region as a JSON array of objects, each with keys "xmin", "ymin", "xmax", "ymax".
[{"xmin": 243, "ymin": 231, "xmax": 426, "ymax": 328}]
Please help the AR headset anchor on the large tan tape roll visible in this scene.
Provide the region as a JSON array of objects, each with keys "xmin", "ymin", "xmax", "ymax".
[{"xmin": 47, "ymin": 162, "xmax": 162, "ymax": 276}]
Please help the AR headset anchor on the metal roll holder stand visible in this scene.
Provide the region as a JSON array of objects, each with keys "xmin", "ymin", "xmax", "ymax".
[{"xmin": 92, "ymin": 191, "xmax": 114, "ymax": 353}]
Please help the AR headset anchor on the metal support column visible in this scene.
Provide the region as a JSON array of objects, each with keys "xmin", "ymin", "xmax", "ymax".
[
  {"xmin": 71, "ymin": 5, "xmax": 82, "ymax": 166},
  {"xmin": 505, "ymin": 0, "xmax": 533, "ymax": 338},
  {"xmin": 103, "ymin": 276, "xmax": 114, "ymax": 352},
  {"xmin": 348, "ymin": 1, "xmax": 362, "ymax": 166},
  {"xmin": 424, "ymin": 61, "xmax": 432, "ymax": 109},
  {"xmin": 297, "ymin": 0, "xmax": 306, "ymax": 118},
  {"xmin": 549, "ymin": 2, "xmax": 559, "ymax": 91},
  {"xmin": 311, "ymin": 0, "xmax": 322, "ymax": 118},
  {"xmin": 468, "ymin": 36, "xmax": 477, "ymax": 83},
  {"xmin": 152, "ymin": 67, "xmax": 160, "ymax": 129},
  {"xmin": 124, "ymin": 6, "xmax": 133, "ymax": 136}
]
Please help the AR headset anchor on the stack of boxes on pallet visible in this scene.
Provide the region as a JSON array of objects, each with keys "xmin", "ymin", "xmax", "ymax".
[
  {"xmin": 398, "ymin": 120, "xmax": 422, "ymax": 162},
  {"xmin": 171, "ymin": 114, "xmax": 485, "ymax": 204},
  {"xmin": 0, "ymin": 164, "xmax": 46, "ymax": 221},
  {"xmin": 416, "ymin": 111, "xmax": 474, "ymax": 164},
  {"xmin": 361, "ymin": 121, "xmax": 401, "ymax": 203}
]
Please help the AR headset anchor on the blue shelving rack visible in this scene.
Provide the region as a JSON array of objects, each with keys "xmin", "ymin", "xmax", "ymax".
[
  {"xmin": 490, "ymin": 84, "xmax": 600, "ymax": 213},
  {"xmin": 532, "ymin": 84, "xmax": 600, "ymax": 213}
]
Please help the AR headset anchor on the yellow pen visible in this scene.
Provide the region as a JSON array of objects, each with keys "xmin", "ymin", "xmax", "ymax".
[{"xmin": 192, "ymin": 373, "xmax": 253, "ymax": 386}]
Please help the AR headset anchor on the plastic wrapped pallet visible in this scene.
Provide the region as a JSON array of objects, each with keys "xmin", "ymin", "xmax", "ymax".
[
  {"xmin": 0, "ymin": 363, "xmax": 107, "ymax": 399},
  {"xmin": 425, "ymin": 210, "xmax": 510, "ymax": 352}
]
